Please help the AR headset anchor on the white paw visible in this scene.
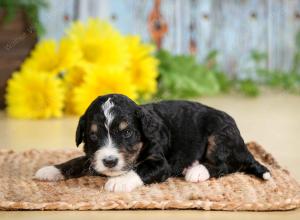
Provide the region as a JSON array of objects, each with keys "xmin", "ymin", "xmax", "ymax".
[
  {"xmin": 104, "ymin": 170, "xmax": 143, "ymax": 192},
  {"xmin": 185, "ymin": 163, "xmax": 210, "ymax": 182},
  {"xmin": 263, "ymin": 172, "xmax": 271, "ymax": 180},
  {"xmin": 34, "ymin": 166, "xmax": 64, "ymax": 181}
]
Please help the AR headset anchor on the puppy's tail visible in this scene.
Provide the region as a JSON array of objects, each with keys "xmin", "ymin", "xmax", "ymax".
[{"xmin": 241, "ymin": 152, "xmax": 271, "ymax": 180}]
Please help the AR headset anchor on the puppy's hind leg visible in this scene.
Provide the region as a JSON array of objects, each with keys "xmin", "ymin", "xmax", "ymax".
[
  {"xmin": 184, "ymin": 161, "xmax": 210, "ymax": 182},
  {"xmin": 241, "ymin": 153, "xmax": 271, "ymax": 180},
  {"xmin": 184, "ymin": 161, "xmax": 230, "ymax": 182},
  {"xmin": 203, "ymin": 112, "xmax": 271, "ymax": 180}
]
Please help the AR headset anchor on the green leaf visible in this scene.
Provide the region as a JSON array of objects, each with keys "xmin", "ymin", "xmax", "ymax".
[
  {"xmin": 155, "ymin": 49, "xmax": 225, "ymax": 99},
  {"xmin": 238, "ymin": 79, "xmax": 260, "ymax": 97},
  {"xmin": 250, "ymin": 50, "xmax": 267, "ymax": 63}
]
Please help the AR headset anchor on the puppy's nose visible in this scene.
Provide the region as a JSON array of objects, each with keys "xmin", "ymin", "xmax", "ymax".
[{"xmin": 102, "ymin": 156, "xmax": 118, "ymax": 168}]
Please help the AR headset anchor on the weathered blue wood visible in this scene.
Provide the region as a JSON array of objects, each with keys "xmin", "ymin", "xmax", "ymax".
[
  {"xmin": 39, "ymin": 0, "xmax": 75, "ymax": 40},
  {"xmin": 268, "ymin": 0, "xmax": 300, "ymax": 72},
  {"xmin": 129, "ymin": 0, "xmax": 154, "ymax": 42},
  {"xmin": 77, "ymin": 0, "xmax": 153, "ymax": 42},
  {"xmin": 193, "ymin": 0, "xmax": 269, "ymax": 77},
  {"xmin": 158, "ymin": 0, "xmax": 178, "ymax": 53},
  {"xmin": 179, "ymin": 0, "xmax": 193, "ymax": 54},
  {"xmin": 39, "ymin": 0, "xmax": 300, "ymax": 75}
]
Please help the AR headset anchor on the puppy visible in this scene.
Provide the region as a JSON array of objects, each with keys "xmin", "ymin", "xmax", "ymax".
[{"xmin": 35, "ymin": 94, "xmax": 271, "ymax": 192}]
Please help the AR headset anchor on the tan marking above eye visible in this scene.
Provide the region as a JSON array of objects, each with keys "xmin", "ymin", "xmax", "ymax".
[
  {"xmin": 119, "ymin": 121, "xmax": 128, "ymax": 131},
  {"xmin": 91, "ymin": 124, "xmax": 98, "ymax": 132}
]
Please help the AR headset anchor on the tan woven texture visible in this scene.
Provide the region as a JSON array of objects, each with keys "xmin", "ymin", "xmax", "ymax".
[{"xmin": 0, "ymin": 142, "xmax": 299, "ymax": 211}]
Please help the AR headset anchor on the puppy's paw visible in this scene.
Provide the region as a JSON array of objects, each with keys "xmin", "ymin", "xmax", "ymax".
[
  {"xmin": 263, "ymin": 172, "xmax": 271, "ymax": 180},
  {"xmin": 34, "ymin": 166, "xmax": 64, "ymax": 181},
  {"xmin": 185, "ymin": 163, "xmax": 210, "ymax": 182},
  {"xmin": 104, "ymin": 170, "xmax": 143, "ymax": 192}
]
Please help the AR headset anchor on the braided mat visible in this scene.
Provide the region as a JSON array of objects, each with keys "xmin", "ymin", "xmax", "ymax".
[{"xmin": 0, "ymin": 142, "xmax": 299, "ymax": 211}]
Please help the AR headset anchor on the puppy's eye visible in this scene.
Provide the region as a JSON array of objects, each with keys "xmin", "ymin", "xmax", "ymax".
[
  {"xmin": 90, "ymin": 133, "xmax": 97, "ymax": 141},
  {"xmin": 122, "ymin": 129, "xmax": 132, "ymax": 138}
]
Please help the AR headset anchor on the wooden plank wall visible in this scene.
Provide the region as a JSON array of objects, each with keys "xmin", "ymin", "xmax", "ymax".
[{"xmin": 40, "ymin": 0, "xmax": 300, "ymax": 77}]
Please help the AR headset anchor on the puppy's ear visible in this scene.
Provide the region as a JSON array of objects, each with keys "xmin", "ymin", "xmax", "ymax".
[
  {"xmin": 136, "ymin": 107, "xmax": 169, "ymax": 146},
  {"xmin": 76, "ymin": 115, "xmax": 85, "ymax": 147}
]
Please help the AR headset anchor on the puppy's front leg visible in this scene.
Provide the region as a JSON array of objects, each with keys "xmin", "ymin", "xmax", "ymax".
[
  {"xmin": 104, "ymin": 170, "xmax": 143, "ymax": 192},
  {"xmin": 34, "ymin": 156, "xmax": 91, "ymax": 181},
  {"xmin": 105, "ymin": 156, "xmax": 170, "ymax": 192}
]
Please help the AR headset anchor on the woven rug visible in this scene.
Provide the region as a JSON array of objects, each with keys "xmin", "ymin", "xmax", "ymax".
[{"xmin": 0, "ymin": 142, "xmax": 299, "ymax": 211}]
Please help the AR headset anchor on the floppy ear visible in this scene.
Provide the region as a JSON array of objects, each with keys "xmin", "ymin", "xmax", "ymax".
[
  {"xmin": 76, "ymin": 115, "xmax": 86, "ymax": 147},
  {"xmin": 136, "ymin": 107, "xmax": 169, "ymax": 148},
  {"xmin": 135, "ymin": 107, "xmax": 171, "ymax": 183}
]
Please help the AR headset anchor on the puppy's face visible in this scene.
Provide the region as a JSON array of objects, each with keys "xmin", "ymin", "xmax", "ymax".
[{"xmin": 77, "ymin": 95, "xmax": 143, "ymax": 177}]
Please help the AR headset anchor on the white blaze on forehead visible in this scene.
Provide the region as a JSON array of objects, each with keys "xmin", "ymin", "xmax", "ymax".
[
  {"xmin": 94, "ymin": 98, "xmax": 125, "ymax": 176},
  {"xmin": 102, "ymin": 98, "xmax": 114, "ymax": 128}
]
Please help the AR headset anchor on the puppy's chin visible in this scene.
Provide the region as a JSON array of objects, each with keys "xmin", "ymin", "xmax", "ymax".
[{"xmin": 100, "ymin": 169, "xmax": 128, "ymax": 177}]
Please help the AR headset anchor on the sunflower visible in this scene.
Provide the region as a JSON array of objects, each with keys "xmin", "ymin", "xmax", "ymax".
[
  {"xmin": 6, "ymin": 71, "xmax": 65, "ymax": 119},
  {"xmin": 22, "ymin": 38, "xmax": 80, "ymax": 76},
  {"xmin": 73, "ymin": 67, "xmax": 138, "ymax": 115},
  {"xmin": 126, "ymin": 36, "xmax": 159, "ymax": 99},
  {"xmin": 67, "ymin": 19, "xmax": 129, "ymax": 71}
]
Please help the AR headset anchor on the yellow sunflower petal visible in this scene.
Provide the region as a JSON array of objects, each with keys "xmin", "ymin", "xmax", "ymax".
[
  {"xmin": 126, "ymin": 36, "xmax": 159, "ymax": 99},
  {"xmin": 64, "ymin": 62, "xmax": 91, "ymax": 87},
  {"xmin": 22, "ymin": 40, "xmax": 59, "ymax": 75},
  {"xmin": 64, "ymin": 63, "xmax": 91, "ymax": 114},
  {"xmin": 22, "ymin": 39, "xmax": 80, "ymax": 76},
  {"xmin": 57, "ymin": 37, "xmax": 81, "ymax": 71}
]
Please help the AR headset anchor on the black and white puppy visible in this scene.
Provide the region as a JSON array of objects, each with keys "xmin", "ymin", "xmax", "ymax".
[{"xmin": 35, "ymin": 94, "xmax": 271, "ymax": 192}]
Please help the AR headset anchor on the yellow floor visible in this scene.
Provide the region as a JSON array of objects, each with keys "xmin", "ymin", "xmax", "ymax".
[{"xmin": 0, "ymin": 92, "xmax": 299, "ymax": 219}]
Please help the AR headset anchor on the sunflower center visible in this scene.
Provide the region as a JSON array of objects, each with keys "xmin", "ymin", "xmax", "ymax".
[
  {"xmin": 30, "ymin": 92, "xmax": 49, "ymax": 110},
  {"xmin": 82, "ymin": 43, "xmax": 100, "ymax": 62}
]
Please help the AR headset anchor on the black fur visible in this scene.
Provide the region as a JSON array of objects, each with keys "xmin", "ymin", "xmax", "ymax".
[{"xmin": 54, "ymin": 94, "xmax": 270, "ymax": 184}]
